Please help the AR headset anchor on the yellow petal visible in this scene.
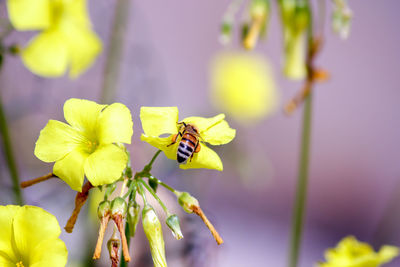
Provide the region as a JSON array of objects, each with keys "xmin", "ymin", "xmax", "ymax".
[
  {"xmin": 201, "ymin": 119, "xmax": 235, "ymax": 146},
  {"xmin": 30, "ymin": 238, "xmax": 68, "ymax": 267},
  {"xmin": 140, "ymin": 107, "xmax": 179, "ymax": 137},
  {"xmin": 140, "ymin": 135, "xmax": 178, "ymax": 160},
  {"xmin": 0, "ymin": 255, "xmax": 13, "ymax": 267},
  {"xmin": 0, "ymin": 205, "xmax": 20, "ymax": 263},
  {"xmin": 65, "ymin": 27, "xmax": 102, "ymax": 78},
  {"xmin": 6, "ymin": 0, "xmax": 52, "ymax": 30},
  {"xmin": 180, "ymin": 143, "xmax": 223, "ymax": 171},
  {"xmin": 63, "ymin": 98, "xmax": 106, "ymax": 139},
  {"xmin": 377, "ymin": 245, "xmax": 399, "ymax": 265},
  {"xmin": 84, "ymin": 144, "xmax": 128, "ymax": 186},
  {"xmin": 61, "ymin": 0, "xmax": 91, "ymax": 28},
  {"xmin": 183, "ymin": 114, "xmax": 236, "ymax": 145},
  {"xmin": 53, "ymin": 149, "xmax": 88, "ymax": 192},
  {"xmin": 13, "ymin": 206, "xmax": 62, "ymax": 265},
  {"xmin": 34, "ymin": 120, "xmax": 83, "ymax": 163},
  {"xmin": 98, "ymin": 103, "xmax": 133, "ymax": 144},
  {"xmin": 183, "ymin": 114, "xmax": 226, "ymax": 133},
  {"xmin": 21, "ymin": 29, "xmax": 69, "ymax": 77}
]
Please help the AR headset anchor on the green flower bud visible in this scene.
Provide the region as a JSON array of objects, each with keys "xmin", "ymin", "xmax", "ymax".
[
  {"xmin": 166, "ymin": 214, "xmax": 184, "ymax": 240},
  {"xmin": 110, "ymin": 197, "xmax": 127, "ymax": 219},
  {"xmin": 278, "ymin": 0, "xmax": 310, "ymax": 79},
  {"xmin": 332, "ymin": 0, "xmax": 352, "ymax": 39},
  {"xmin": 97, "ymin": 200, "xmax": 111, "ymax": 219},
  {"xmin": 176, "ymin": 192, "xmax": 199, "ymax": 214},
  {"xmin": 142, "ymin": 205, "xmax": 168, "ymax": 267},
  {"xmin": 149, "ymin": 177, "xmax": 159, "ymax": 192},
  {"xmin": 127, "ymin": 201, "xmax": 141, "ymax": 237},
  {"xmin": 220, "ymin": 20, "xmax": 233, "ymax": 45}
]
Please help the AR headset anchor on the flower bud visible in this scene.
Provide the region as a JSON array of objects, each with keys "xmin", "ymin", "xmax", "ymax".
[
  {"xmin": 107, "ymin": 232, "xmax": 120, "ymax": 267},
  {"xmin": 166, "ymin": 214, "xmax": 184, "ymax": 240},
  {"xmin": 127, "ymin": 201, "xmax": 141, "ymax": 237},
  {"xmin": 242, "ymin": 0, "xmax": 270, "ymax": 50},
  {"xmin": 332, "ymin": 0, "xmax": 352, "ymax": 39},
  {"xmin": 110, "ymin": 197, "xmax": 127, "ymax": 219},
  {"xmin": 176, "ymin": 192, "xmax": 199, "ymax": 214},
  {"xmin": 278, "ymin": 0, "xmax": 310, "ymax": 79},
  {"xmin": 110, "ymin": 197, "xmax": 130, "ymax": 262},
  {"xmin": 97, "ymin": 200, "xmax": 111, "ymax": 219},
  {"xmin": 142, "ymin": 205, "xmax": 168, "ymax": 267},
  {"xmin": 93, "ymin": 200, "xmax": 112, "ymax": 259},
  {"xmin": 220, "ymin": 20, "xmax": 233, "ymax": 45}
]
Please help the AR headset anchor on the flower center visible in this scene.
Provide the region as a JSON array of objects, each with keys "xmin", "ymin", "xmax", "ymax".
[
  {"xmin": 16, "ymin": 261, "xmax": 25, "ymax": 267},
  {"xmin": 86, "ymin": 140, "xmax": 99, "ymax": 154}
]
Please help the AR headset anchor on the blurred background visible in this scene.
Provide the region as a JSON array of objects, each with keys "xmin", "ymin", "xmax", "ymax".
[{"xmin": 1, "ymin": 0, "xmax": 400, "ymax": 266}]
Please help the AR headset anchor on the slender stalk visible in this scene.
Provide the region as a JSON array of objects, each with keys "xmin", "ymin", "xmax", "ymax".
[
  {"xmin": 288, "ymin": 92, "xmax": 313, "ymax": 267},
  {"xmin": 139, "ymin": 179, "xmax": 170, "ymax": 215},
  {"xmin": 288, "ymin": 1, "xmax": 326, "ymax": 266},
  {"xmin": 143, "ymin": 150, "xmax": 162, "ymax": 172},
  {"xmin": 151, "ymin": 176, "xmax": 176, "ymax": 193},
  {"xmin": 100, "ymin": 0, "xmax": 131, "ymax": 104},
  {"xmin": 0, "ymin": 91, "xmax": 23, "ymax": 205}
]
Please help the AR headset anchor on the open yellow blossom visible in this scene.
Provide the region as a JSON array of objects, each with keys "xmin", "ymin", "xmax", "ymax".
[
  {"xmin": 210, "ymin": 51, "xmax": 279, "ymax": 124},
  {"xmin": 6, "ymin": 0, "xmax": 102, "ymax": 78},
  {"xmin": 317, "ymin": 236, "xmax": 399, "ymax": 267},
  {"xmin": 140, "ymin": 107, "xmax": 235, "ymax": 171},
  {"xmin": 0, "ymin": 205, "xmax": 67, "ymax": 267},
  {"xmin": 35, "ymin": 98, "xmax": 133, "ymax": 191}
]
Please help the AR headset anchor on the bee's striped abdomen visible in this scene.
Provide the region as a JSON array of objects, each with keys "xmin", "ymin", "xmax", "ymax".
[{"xmin": 177, "ymin": 133, "xmax": 197, "ymax": 163}]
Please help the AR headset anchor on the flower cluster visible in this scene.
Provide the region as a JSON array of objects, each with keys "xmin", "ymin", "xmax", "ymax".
[
  {"xmin": 219, "ymin": 0, "xmax": 352, "ymax": 79},
  {"xmin": 21, "ymin": 98, "xmax": 235, "ymax": 267}
]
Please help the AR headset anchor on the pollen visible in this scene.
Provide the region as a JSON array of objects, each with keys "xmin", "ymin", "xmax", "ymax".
[
  {"xmin": 86, "ymin": 140, "xmax": 99, "ymax": 153},
  {"xmin": 16, "ymin": 261, "xmax": 25, "ymax": 267}
]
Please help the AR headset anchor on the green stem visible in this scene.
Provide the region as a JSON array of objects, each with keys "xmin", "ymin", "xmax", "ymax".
[
  {"xmin": 288, "ymin": 92, "xmax": 313, "ymax": 267},
  {"xmin": 151, "ymin": 176, "xmax": 176, "ymax": 193},
  {"xmin": 288, "ymin": 1, "xmax": 317, "ymax": 266},
  {"xmin": 0, "ymin": 85, "xmax": 23, "ymax": 205},
  {"xmin": 139, "ymin": 179, "xmax": 170, "ymax": 215},
  {"xmin": 100, "ymin": 0, "xmax": 131, "ymax": 104},
  {"xmin": 143, "ymin": 149, "xmax": 162, "ymax": 172}
]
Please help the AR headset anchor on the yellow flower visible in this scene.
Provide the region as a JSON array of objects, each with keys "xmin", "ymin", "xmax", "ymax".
[
  {"xmin": 210, "ymin": 51, "xmax": 279, "ymax": 124},
  {"xmin": 35, "ymin": 98, "xmax": 133, "ymax": 191},
  {"xmin": 140, "ymin": 107, "xmax": 235, "ymax": 171},
  {"xmin": 0, "ymin": 205, "xmax": 67, "ymax": 267},
  {"xmin": 317, "ymin": 236, "xmax": 399, "ymax": 267},
  {"xmin": 6, "ymin": 0, "xmax": 102, "ymax": 78}
]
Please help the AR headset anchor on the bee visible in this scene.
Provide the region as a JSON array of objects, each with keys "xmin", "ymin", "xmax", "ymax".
[{"xmin": 168, "ymin": 122, "xmax": 201, "ymax": 163}]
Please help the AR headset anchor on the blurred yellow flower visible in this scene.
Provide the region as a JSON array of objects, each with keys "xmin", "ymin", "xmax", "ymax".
[
  {"xmin": 0, "ymin": 205, "xmax": 67, "ymax": 267},
  {"xmin": 317, "ymin": 236, "xmax": 399, "ymax": 267},
  {"xmin": 35, "ymin": 98, "xmax": 133, "ymax": 191},
  {"xmin": 210, "ymin": 51, "xmax": 279, "ymax": 124},
  {"xmin": 140, "ymin": 107, "xmax": 235, "ymax": 171},
  {"xmin": 6, "ymin": 0, "xmax": 102, "ymax": 78}
]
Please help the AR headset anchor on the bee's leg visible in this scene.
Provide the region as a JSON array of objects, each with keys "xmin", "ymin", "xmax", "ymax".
[
  {"xmin": 167, "ymin": 132, "xmax": 182, "ymax": 147},
  {"xmin": 194, "ymin": 142, "xmax": 201, "ymax": 153}
]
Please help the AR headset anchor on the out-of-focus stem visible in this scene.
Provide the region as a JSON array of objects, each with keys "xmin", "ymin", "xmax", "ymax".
[
  {"xmin": 100, "ymin": 0, "xmax": 131, "ymax": 104},
  {"xmin": 288, "ymin": 1, "xmax": 324, "ymax": 266},
  {"xmin": 0, "ymin": 91, "xmax": 23, "ymax": 205},
  {"xmin": 288, "ymin": 91, "xmax": 313, "ymax": 267}
]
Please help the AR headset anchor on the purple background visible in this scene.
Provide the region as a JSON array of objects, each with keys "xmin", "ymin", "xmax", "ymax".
[{"xmin": 1, "ymin": 0, "xmax": 400, "ymax": 266}]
